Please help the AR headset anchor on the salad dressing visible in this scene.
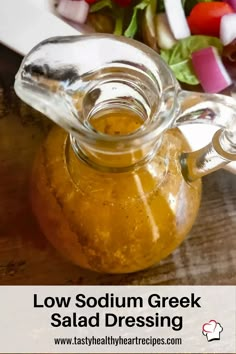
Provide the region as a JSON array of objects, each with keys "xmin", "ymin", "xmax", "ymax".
[
  {"xmin": 31, "ymin": 109, "xmax": 201, "ymax": 273},
  {"xmin": 89, "ymin": 110, "xmax": 144, "ymax": 135}
]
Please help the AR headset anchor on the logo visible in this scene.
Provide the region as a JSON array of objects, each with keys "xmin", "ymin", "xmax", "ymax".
[{"xmin": 202, "ymin": 320, "xmax": 223, "ymax": 342}]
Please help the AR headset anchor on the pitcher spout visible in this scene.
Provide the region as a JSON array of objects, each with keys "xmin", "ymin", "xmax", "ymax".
[
  {"xmin": 14, "ymin": 34, "xmax": 178, "ymax": 143},
  {"xmin": 14, "ymin": 36, "xmax": 87, "ymax": 134}
]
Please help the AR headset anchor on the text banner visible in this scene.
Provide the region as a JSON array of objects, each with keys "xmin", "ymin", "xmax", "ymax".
[{"xmin": 0, "ymin": 286, "xmax": 235, "ymax": 353}]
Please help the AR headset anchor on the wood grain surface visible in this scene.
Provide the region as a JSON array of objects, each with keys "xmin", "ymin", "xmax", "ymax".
[{"xmin": 0, "ymin": 44, "xmax": 235, "ymax": 286}]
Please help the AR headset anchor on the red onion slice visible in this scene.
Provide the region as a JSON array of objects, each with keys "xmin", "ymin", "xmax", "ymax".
[
  {"xmin": 220, "ymin": 13, "xmax": 236, "ymax": 46},
  {"xmin": 57, "ymin": 0, "xmax": 89, "ymax": 24},
  {"xmin": 192, "ymin": 46, "xmax": 232, "ymax": 93},
  {"xmin": 164, "ymin": 0, "xmax": 190, "ymax": 39}
]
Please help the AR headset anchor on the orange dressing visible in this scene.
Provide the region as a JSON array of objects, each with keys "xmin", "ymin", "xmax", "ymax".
[{"xmin": 31, "ymin": 110, "xmax": 201, "ymax": 273}]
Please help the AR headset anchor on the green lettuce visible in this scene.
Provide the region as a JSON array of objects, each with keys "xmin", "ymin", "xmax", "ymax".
[
  {"xmin": 124, "ymin": 0, "xmax": 149, "ymax": 38},
  {"xmin": 114, "ymin": 9, "xmax": 124, "ymax": 36},
  {"xmin": 160, "ymin": 35, "xmax": 223, "ymax": 85}
]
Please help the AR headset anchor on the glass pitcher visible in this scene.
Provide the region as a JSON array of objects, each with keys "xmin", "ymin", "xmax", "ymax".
[{"xmin": 14, "ymin": 35, "xmax": 236, "ymax": 274}]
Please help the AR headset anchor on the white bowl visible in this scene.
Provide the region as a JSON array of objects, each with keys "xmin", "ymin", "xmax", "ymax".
[{"xmin": 0, "ymin": 0, "xmax": 235, "ymax": 175}]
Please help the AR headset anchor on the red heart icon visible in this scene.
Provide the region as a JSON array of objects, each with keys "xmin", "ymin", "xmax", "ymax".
[{"xmin": 202, "ymin": 320, "xmax": 217, "ymax": 333}]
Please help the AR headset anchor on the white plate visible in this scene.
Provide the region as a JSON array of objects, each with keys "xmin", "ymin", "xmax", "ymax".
[{"xmin": 0, "ymin": 0, "xmax": 235, "ymax": 175}]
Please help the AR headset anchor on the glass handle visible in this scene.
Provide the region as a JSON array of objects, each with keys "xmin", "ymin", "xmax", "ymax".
[{"xmin": 176, "ymin": 90, "xmax": 236, "ymax": 181}]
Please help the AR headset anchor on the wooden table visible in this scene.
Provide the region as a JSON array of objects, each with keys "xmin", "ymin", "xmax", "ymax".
[{"xmin": 0, "ymin": 44, "xmax": 235, "ymax": 286}]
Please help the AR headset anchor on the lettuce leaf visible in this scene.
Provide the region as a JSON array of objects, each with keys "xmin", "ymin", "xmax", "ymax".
[
  {"xmin": 160, "ymin": 35, "xmax": 223, "ymax": 85},
  {"xmin": 124, "ymin": 0, "xmax": 149, "ymax": 38},
  {"xmin": 114, "ymin": 9, "xmax": 124, "ymax": 36}
]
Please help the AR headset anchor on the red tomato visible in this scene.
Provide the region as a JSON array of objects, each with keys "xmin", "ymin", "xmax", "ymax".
[{"xmin": 188, "ymin": 2, "xmax": 234, "ymax": 37}]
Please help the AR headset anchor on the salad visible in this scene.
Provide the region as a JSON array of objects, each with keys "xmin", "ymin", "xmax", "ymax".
[{"xmin": 55, "ymin": 0, "xmax": 236, "ymax": 93}]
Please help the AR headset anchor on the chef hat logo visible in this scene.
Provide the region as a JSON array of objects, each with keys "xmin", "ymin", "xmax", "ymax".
[{"xmin": 202, "ymin": 320, "xmax": 223, "ymax": 342}]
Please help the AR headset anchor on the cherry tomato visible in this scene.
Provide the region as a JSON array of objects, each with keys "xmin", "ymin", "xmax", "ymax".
[{"xmin": 188, "ymin": 2, "xmax": 234, "ymax": 37}]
